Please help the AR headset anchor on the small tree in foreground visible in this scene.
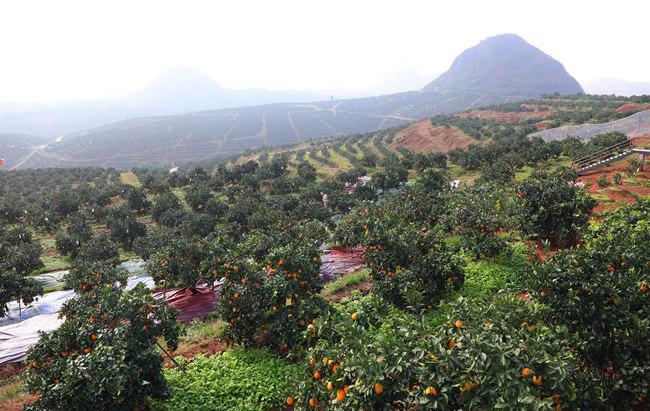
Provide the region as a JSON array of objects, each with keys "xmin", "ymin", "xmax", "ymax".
[{"xmin": 25, "ymin": 263, "xmax": 180, "ymax": 411}]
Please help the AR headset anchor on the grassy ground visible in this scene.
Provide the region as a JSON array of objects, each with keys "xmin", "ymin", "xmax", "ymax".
[
  {"xmin": 120, "ymin": 171, "xmax": 141, "ymax": 187},
  {"xmin": 321, "ymin": 268, "xmax": 370, "ymax": 298}
]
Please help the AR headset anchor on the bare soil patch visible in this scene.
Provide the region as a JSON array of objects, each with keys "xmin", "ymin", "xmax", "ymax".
[
  {"xmin": 392, "ymin": 120, "xmax": 476, "ymax": 153},
  {"xmin": 164, "ymin": 339, "xmax": 227, "ymax": 367}
]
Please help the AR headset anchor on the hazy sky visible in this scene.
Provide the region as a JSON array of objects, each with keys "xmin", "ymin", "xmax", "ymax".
[{"xmin": 1, "ymin": 0, "xmax": 648, "ymax": 102}]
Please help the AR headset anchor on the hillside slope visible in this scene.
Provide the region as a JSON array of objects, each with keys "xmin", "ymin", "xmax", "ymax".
[
  {"xmin": 0, "ymin": 67, "xmax": 326, "ymax": 138},
  {"xmin": 20, "ymin": 34, "xmax": 587, "ymax": 169},
  {"xmin": 0, "ymin": 134, "xmax": 49, "ymax": 169},
  {"xmin": 216, "ymin": 95, "xmax": 645, "ymax": 177}
]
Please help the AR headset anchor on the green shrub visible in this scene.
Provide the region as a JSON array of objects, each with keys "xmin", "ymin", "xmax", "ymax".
[
  {"xmin": 517, "ymin": 169, "xmax": 596, "ymax": 246},
  {"xmin": 295, "ymin": 296, "xmax": 583, "ymax": 410},
  {"xmin": 265, "ymin": 244, "xmax": 327, "ymax": 352},
  {"xmin": 364, "ymin": 224, "xmax": 462, "ymax": 311},
  {"xmin": 147, "ymin": 236, "xmax": 208, "ymax": 288},
  {"xmin": 596, "ymin": 175, "xmax": 609, "ymax": 188},
  {"xmin": 528, "ymin": 200, "xmax": 649, "ymax": 409},
  {"xmin": 75, "ymin": 233, "xmax": 119, "ymax": 264},
  {"xmin": 446, "ymin": 183, "xmax": 516, "ymax": 259},
  {"xmin": 220, "ymin": 259, "xmax": 270, "ymax": 345},
  {"xmin": 0, "ymin": 225, "xmax": 43, "ymax": 316},
  {"xmin": 25, "ymin": 264, "xmax": 180, "ymax": 411}
]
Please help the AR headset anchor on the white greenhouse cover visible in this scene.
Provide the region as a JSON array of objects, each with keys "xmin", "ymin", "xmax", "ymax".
[
  {"xmin": 0, "ymin": 268, "xmax": 154, "ymax": 365},
  {"xmin": 0, "ymin": 313, "xmax": 65, "ymax": 364}
]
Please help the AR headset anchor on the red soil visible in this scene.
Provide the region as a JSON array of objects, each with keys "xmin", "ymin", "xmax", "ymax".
[
  {"xmin": 616, "ymin": 102, "xmax": 650, "ymax": 113},
  {"xmin": 0, "ymin": 363, "xmax": 25, "ymax": 381},
  {"xmin": 535, "ymin": 120, "xmax": 551, "ymax": 130},
  {"xmin": 392, "ymin": 120, "xmax": 476, "ymax": 153},
  {"xmin": 577, "ymin": 142, "xmax": 650, "ymax": 214},
  {"xmin": 164, "ymin": 339, "xmax": 226, "ymax": 367},
  {"xmin": 0, "ymin": 363, "xmax": 36, "ymax": 411},
  {"xmin": 0, "ymin": 392, "xmax": 37, "ymax": 411},
  {"xmin": 616, "ymin": 103, "xmax": 639, "ymax": 113},
  {"xmin": 455, "ymin": 108, "xmax": 556, "ymax": 122}
]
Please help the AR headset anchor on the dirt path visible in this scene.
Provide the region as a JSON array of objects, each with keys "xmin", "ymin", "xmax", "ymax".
[{"xmin": 287, "ymin": 112, "xmax": 300, "ymax": 140}]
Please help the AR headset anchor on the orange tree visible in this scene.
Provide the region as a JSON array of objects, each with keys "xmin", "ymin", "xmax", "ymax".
[
  {"xmin": 25, "ymin": 262, "xmax": 180, "ymax": 410},
  {"xmin": 293, "ymin": 296, "xmax": 585, "ymax": 410},
  {"xmin": 516, "ymin": 169, "xmax": 595, "ymax": 247},
  {"xmin": 147, "ymin": 235, "xmax": 209, "ymax": 289},
  {"xmin": 0, "ymin": 225, "xmax": 43, "ymax": 317},
  {"xmin": 265, "ymin": 244, "xmax": 329, "ymax": 353},
  {"xmin": 446, "ymin": 183, "xmax": 516, "ymax": 259},
  {"xmin": 219, "ymin": 241, "xmax": 329, "ymax": 354},
  {"xmin": 219, "ymin": 258, "xmax": 271, "ymax": 345},
  {"xmin": 527, "ymin": 200, "xmax": 649, "ymax": 409},
  {"xmin": 333, "ymin": 169, "xmax": 450, "ymax": 248},
  {"xmin": 240, "ymin": 220, "xmax": 327, "ymax": 263},
  {"xmin": 364, "ymin": 221, "xmax": 462, "ymax": 311}
]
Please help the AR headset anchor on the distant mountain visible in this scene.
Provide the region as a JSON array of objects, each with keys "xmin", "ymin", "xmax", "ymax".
[
  {"xmin": 126, "ymin": 67, "xmax": 328, "ymax": 114},
  {"xmin": 423, "ymin": 34, "xmax": 583, "ymax": 100},
  {"xmin": 17, "ymin": 34, "xmax": 586, "ymax": 169},
  {"xmin": 0, "ymin": 67, "xmax": 327, "ymax": 138},
  {"xmin": 583, "ymin": 78, "xmax": 650, "ymax": 97}
]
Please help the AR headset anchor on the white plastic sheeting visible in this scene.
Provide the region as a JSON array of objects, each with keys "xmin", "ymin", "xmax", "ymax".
[
  {"xmin": 0, "ymin": 290, "xmax": 75, "ymax": 326},
  {"xmin": 126, "ymin": 273, "xmax": 155, "ymax": 290},
  {"xmin": 1, "ymin": 268, "xmax": 154, "ymax": 326},
  {"xmin": 0, "ymin": 272, "xmax": 156, "ymax": 365},
  {"xmin": 28, "ymin": 259, "xmax": 147, "ymax": 290},
  {"xmin": 0, "ymin": 313, "xmax": 65, "ymax": 364},
  {"xmin": 33, "ymin": 270, "xmax": 67, "ymax": 289}
]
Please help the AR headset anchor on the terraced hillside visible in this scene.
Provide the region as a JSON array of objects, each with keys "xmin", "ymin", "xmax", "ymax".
[
  {"xmin": 19, "ymin": 34, "xmax": 590, "ymax": 169},
  {"xmin": 21, "ymin": 88, "xmax": 556, "ymax": 169},
  {"xmin": 0, "ymin": 134, "xmax": 48, "ymax": 169},
  {"xmin": 222, "ymin": 95, "xmax": 650, "ymax": 176}
]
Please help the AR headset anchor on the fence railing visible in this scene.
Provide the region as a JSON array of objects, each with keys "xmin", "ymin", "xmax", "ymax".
[{"xmin": 571, "ymin": 137, "xmax": 637, "ymax": 170}]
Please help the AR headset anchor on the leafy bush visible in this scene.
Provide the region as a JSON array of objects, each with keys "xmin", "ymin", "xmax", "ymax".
[
  {"xmin": 220, "ymin": 242, "xmax": 328, "ymax": 353},
  {"xmin": 150, "ymin": 192, "xmax": 182, "ymax": 222},
  {"xmin": 55, "ymin": 213, "xmax": 92, "ymax": 258},
  {"xmin": 476, "ymin": 160, "xmax": 515, "ymax": 185},
  {"xmin": 184, "ymin": 185, "xmax": 213, "ymax": 213},
  {"xmin": 150, "ymin": 348, "xmax": 300, "ymax": 411},
  {"xmin": 596, "ymin": 175, "xmax": 610, "ymax": 188},
  {"xmin": 25, "ymin": 264, "xmax": 180, "ymax": 411},
  {"xmin": 446, "ymin": 183, "xmax": 515, "ymax": 259},
  {"xmin": 0, "ymin": 225, "xmax": 43, "ymax": 316},
  {"xmin": 295, "ymin": 296, "xmax": 583, "ymax": 410},
  {"xmin": 516, "ymin": 169, "xmax": 596, "ymax": 246},
  {"xmin": 133, "ymin": 226, "xmax": 175, "ymax": 260},
  {"xmin": 364, "ymin": 223, "xmax": 462, "ymax": 311},
  {"xmin": 108, "ymin": 213, "xmax": 147, "ymax": 250},
  {"xmin": 220, "ymin": 259, "xmax": 271, "ymax": 344},
  {"xmin": 527, "ymin": 200, "xmax": 650, "ymax": 409},
  {"xmin": 147, "ymin": 236, "xmax": 208, "ymax": 288},
  {"xmin": 125, "ymin": 187, "xmax": 150, "ymax": 214},
  {"xmin": 75, "ymin": 233, "xmax": 119, "ymax": 265},
  {"xmin": 264, "ymin": 244, "xmax": 328, "ymax": 352}
]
